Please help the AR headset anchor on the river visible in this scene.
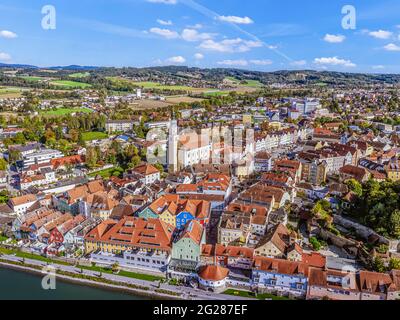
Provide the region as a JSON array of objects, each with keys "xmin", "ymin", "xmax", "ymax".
[{"xmin": 0, "ymin": 267, "xmax": 146, "ymax": 300}]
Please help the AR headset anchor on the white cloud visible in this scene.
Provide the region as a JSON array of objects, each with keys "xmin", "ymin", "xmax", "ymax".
[
  {"xmin": 323, "ymin": 34, "xmax": 346, "ymax": 43},
  {"xmin": 146, "ymin": 0, "xmax": 177, "ymax": 4},
  {"xmin": 166, "ymin": 56, "xmax": 186, "ymax": 64},
  {"xmin": 181, "ymin": 29, "xmax": 213, "ymax": 42},
  {"xmin": 0, "ymin": 52, "xmax": 11, "ymax": 62},
  {"xmin": 368, "ymin": 30, "xmax": 393, "ymax": 39},
  {"xmin": 267, "ymin": 45, "xmax": 278, "ymax": 50},
  {"xmin": 149, "ymin": 27, "xmax": 179, "ymax": 39},
  {"xmin": 0, "ymin": 30, "xmax": 17, "ymax": 39},
  {"xmin": 290, "ymin": 60, "xmax": 307, "ymax": 66},
  {"xmin": 199, "ymin": 38, "xmax": 262, "ymax": 53},
  {"xmin": 187, "ymin": 24, "xmax": 203, "ymax": 29},
  {"xmin": 194, "ymin": 53, "xmax": 204, "ymax": 60},
  {"xmin": 372, "ymin": 65, "xmax": 385, "ymax": 70},
  {"xmin": 314, "ymin": 56, "xmax": 356, "ymax": 67},
  {"xmin": 249, "ymin": 59, "xmax": 272, "ymax": 66},
  {"xmin": 217, "ymin": 59, "xmax": 249, "ymax": 67},
  {"xmin": 157, "ymin": 19, "xmax": 173, "ymax": 26},
  {"xmin": 384, "ymin": 43, "xmax": 400, "ymax": 51},
  {"xmin": 217, "ymin": 15, "xmax": 254, "ymax": 24}
]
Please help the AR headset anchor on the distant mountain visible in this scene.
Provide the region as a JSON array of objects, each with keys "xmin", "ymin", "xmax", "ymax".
[
  {"xmin": 0, "ymin": 63, "xmax": 99, "ymax": 71},
  {"xmin": 0, "ymin": 63, "xmax": 38, "ymax": 69},
  {"xmin": 46, "ymin": 65, "xmax": 100, "ymax": 71}
]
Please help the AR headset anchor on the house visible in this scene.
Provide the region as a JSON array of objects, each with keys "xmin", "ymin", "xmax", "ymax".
[
  {"xmin": 85, "ymin": 217, "xmax": 174, "ymax": 272},
  {"xmin": 129, "ymin": 164, "xmax": 161, "ymax": 185},
  {"xmin": 339, "ymin": 165, "xmax": 370, "ymax": 183},
  {"xmin": 169, "ymin": 220, "xmax": 206, "ymax": 277},
  {"xmin": 8, "ymin": 194, "xmax": 37, "ymax": 216},
  {"xmin": 252, "ymin": 256, "xmax": 309, "ymax": 298},
  {"xmin": 385, "ymin": 161, "xmax": 400, "ymax": 182},
  {"xmin": 201, "ymin": 244, "xmax": 254, "ymax": 270},
  {"xmin": 359, "ymin": 270, "xmax": 400, "ymax": 300},
  {"xmin": 307, "ymin": 268, "xmax": 361, "ymax": 300},
  {"xmin": 197, "ymin": 265, "xmax": 230, "ymax": 293},
  {"xmin": 139, "ymin": 195, "xmax": 211, "ymax": 229},
  {"xmin": 254, "ymin": 223, "xmax": 298, "ymax": 259},
  {"xmin": 105, "ymin": 120, "xmax": 134, "ymax": 133},
  {"xmin": 254, "ymin": 152, "xmax": 273, "ymax": 172}
]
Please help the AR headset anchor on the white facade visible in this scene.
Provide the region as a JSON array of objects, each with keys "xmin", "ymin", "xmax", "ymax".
[{"xmin": 23, "ymin": 149, "xmax": 64, "ymax": 168}]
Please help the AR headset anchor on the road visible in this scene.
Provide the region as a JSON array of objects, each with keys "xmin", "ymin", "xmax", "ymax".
[{"xmin": 0, "ymin": 254, "xmax": 252, "ymax": 301}]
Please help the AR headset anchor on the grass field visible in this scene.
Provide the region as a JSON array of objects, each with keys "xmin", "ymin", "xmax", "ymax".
[
  {"xmin": 203, "ymin": 90, "xmax": 230, "ymax": 97},
  {"xmin": 20, "ymin": 76, "xmax": 45, "ymax": 82},
  {"xmin": 81, "ymin": 131, "xmax": 109, "ymax": 141},
  {"xmin": 78, "ymin": 264, "xmax": 164, "ymax": 282},
  {"xmin": 88, "ymin": 167, "xmax": 123, "ymax": 179},
  {"xmin": 68, "ymin": 72, "xmax": 91, "ymax": 78},
  {"xmin": 224, "ymin": 77, "xmax": 264, "ymax": 88},
  {"xmin": 108, "ymin": 77, "xmax": 220, "ymax": 94},
  {"xmin": 50, "ymin": 80, "xmax": 92, "ymax": 89},
  {"xmin": 40, "ymin": 107, "xmax": 93, "ymax": 116},
  {"xmin": 0, "ymin": 86, "xmax": 26, "ymax": 98}
]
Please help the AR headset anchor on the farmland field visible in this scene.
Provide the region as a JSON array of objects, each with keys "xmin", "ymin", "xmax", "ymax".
[
  {"xmin": 40, "ymin": 107, "xmax": 93, "ymax": 116},
  {"xmin": 68, "ymin": 72, "xmax": 90, "ymax": 78},
  {"xmin": 19, "ymin": 76, "xmax": 45, "ymax": 82},
  {"xmin": 0, "ymin": 86, "xmax": 28, "ymax": 98},
  {"xmin": 224, "ymin": 77, "xmax": 264, "ymax": 88},
  {"xmin": 50, "ymin": 80, "xmax": 92, "ymax": 89},
  {"xmin": 108, "ymin": 77, "xmax": 219, "ymax": 93},
  {"xmin": 81, "ymin": 131, "xmax": 109, "ymax": 141}
]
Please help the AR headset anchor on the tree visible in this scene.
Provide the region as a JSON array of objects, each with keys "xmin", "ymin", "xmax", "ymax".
[
  {"xmin": 346, "ymin": 179, "xmax": 363, "ymax": 197},
  {"xmin": 0, "ymin": 158, "xmax": 8, "ymax": 171},
  {"xmin": 310, "ymin": 237, "xmax": 322, "ymax": 251},
  {"xmin": 389, "ymin": 258, "xmax": 400, "ymax": 271},
  {"xmin": 390, "ymin": 210, "xmax": 400, "ymax": 239},
  {"xmin": 372, "ymin": 257, "xmax": 386, "ymax": 273},
  {"xmin": 86, "ymin": 147, "xmax": 98, "ymax": 169},
  {"xmin": 128, "ymin": 156, "xmax": 141, "ymax": 168}
]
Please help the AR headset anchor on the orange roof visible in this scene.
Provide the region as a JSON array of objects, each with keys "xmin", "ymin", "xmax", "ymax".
[
  {"xmin": 132, "ymin": 164, "xmax": 160, "ymax": 176},
  {"xmin": 180, "ymin": 220, "xmax": 204, "ymax": 244},
  {"xmin": 10, "ymin": 194, "xmax": 37, "ymax": 207},
  {"xmin": 148, "ymin": 195, "xmax": 210, "ymax": 219},
  {"xmin": 201, "ymin": 244, "xmax": 254, "ymax": 259},
  {"xmin": 51, "ymin": 155, "xmax": 85, "ymax": 169},
  {"xmin": 85, "ymin": 217, "xmax": 174, "ymax": 252},
  {"xmin": 198, "ymin": 265, "xmax": 229, "ymax": 281},
  {"xmin": 253, "ymin": 256, "xmax": 310, "ymax": 276}
]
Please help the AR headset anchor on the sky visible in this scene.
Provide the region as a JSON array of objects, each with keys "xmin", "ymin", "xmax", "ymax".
[{"xmin": 0, "ymin": 0, "xmax": 400, "ymax": 73}]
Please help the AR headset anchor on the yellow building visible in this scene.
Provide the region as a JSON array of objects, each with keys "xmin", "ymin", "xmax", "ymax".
[
  {"xmin": 385, "ymin": 162, "xmax": 400, "ymax": 181},
  {"xmin": 159, "ymin": 209, "xmax": 176, "ymax": 228}
]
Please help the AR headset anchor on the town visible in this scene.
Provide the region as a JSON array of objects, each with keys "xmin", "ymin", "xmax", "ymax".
[{"xmin": 0, "ymin": 65, "xmax": 400, "ymax": 301}]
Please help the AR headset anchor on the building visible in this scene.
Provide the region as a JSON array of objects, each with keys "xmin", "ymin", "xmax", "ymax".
[
  {"xmin": 85, "ymin": 217, "xmax": 174, "ymax": 272},
  {"xmin": 105, "ymin": 120, "xmax": 134, "ymax": 133},
  {"xmin": 254, "ymin": 223, "xmax": 298, "ymax": 259},
  {"xmin": 22, "ymin": 148, "xmax": 64, "ymax": 169},
  {"xmin": 8, "ymin": 194, "xmax": 37, "ymax": 216},
  {"xmin": 385, "ymin": 161, "xmax": 400, "ymax": 181},
  {"xmin": 201, "ymin": 244, "xmax": 254, "ymax": 270},
  {"xmin": 252, "ymin": 256, "xmax": 309, "ymax": 298},
  {"xmin": 197, "ymin": 265, "xmax": 230, "ymax": 293},
  {"xmin": 129, "ymin": 164, "xmax": 161, "ymax": 185},
  {"xmin": 169, "ymin": 220, "xmax": 206, "ymax": 277}
]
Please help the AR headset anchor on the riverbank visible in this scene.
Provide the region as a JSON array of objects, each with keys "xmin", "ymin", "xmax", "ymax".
[{"xmin": 0, "ymin": 260, "xmax": 181, "ymax": 300}]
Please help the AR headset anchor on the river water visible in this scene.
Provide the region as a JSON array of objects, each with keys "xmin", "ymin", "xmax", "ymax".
[{"xmin": 0, "ymin": 267, "xmax": 146, "ymax": 300}]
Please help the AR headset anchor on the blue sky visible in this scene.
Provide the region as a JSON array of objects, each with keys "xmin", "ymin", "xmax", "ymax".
[{"xmin": 0, "ymin": 0, "xmax": 400, "ymax": 73}]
